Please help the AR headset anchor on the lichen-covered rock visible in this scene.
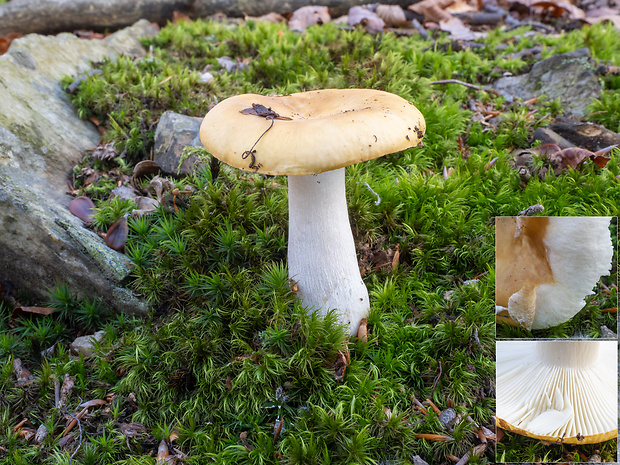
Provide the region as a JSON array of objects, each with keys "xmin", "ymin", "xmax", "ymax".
[
  {"xmin": 492, "ymin": 48, "xmax": 602, "ymax": 118},
  {"xmin": 0, "ymin": 20, "xmax": 157, "ymax": 314}
]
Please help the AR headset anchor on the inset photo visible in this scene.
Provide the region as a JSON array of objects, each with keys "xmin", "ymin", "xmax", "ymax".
[
  {"xmin": 495, "ymin": 216, "xmax": 617, "ymax": 338},
  {"xmin": 496, "ymin": 340, "xmax": 618, "ymax": 462}
]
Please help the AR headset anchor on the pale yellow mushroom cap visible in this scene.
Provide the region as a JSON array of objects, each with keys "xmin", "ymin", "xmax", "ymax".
[{"xmin": 199, "ymin": 89, "xmax": 426, "ymax": 176}]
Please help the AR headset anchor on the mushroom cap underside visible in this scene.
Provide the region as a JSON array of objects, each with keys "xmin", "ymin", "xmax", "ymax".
[
  {"xmin": 495, "ymin": 216, "xmax": 614, "ymax": 330},
  {"xmin": 199, "ymin": 89, "xmax": 426, "ymax": 175},
  {"xmin": 496, "ymin": 341, "xmax": 617, "ymax": 445}
]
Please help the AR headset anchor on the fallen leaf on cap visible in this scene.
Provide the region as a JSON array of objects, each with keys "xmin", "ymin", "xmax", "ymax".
[{"xmin": 288, "ymin": 6, "xmax": 331, "ymax": 32}]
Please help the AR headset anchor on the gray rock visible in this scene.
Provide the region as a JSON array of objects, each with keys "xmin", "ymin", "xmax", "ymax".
[
  {"xmin": 411, "ymin": 456, "xmax": 429, "ymax": 465},
  {"xmin": 153, "ymin": 111, "xmax": 205, "ymax": 176},
  {"xmin": 531, "ymin": 127, "xmax": 574, "ymax": 149},
  {"xmin": 438, "ymin": 407, "xmax": 458, "ymax": 429},
  {"xmin": 70, "ymin": 330, "xmax": 105, "ymax": 358},
  {"xmin": 492, "ymin": 48, "xmax": 602, "ymax": 118},
  {"xmin": 0, "ymin": 20, "xmax": 157, "ymax": 315}
]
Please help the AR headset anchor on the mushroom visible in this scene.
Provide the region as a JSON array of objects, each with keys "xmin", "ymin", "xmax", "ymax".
[
  {"xmin": 199, "ymin": 89, "xmax": 425, "ymax": 335},
  {"xmin": 495, "ymin": 216, "xmax": 613, "ymax": 330},
  {"xmin": 496, "ymin": 340, "xmax": 617, "ymax": 444}
]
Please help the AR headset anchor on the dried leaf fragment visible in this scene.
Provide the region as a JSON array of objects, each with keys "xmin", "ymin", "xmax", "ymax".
[
  {"xmin": 375, "ymin": 5, "xmax": 410, "ymax": 27},
  {"xmin": 68, "ymin": 196, "xmax": 96, "ymax": 223},
  {"xmin": 105, "ymin": 215, "xmax": 128, "ymax": 252},
  {"xmin": 348, "ymin": 6, "xmax": 386, "ymax": 33},
  {"xmin": 92, "ymin": 142, "xmax": 118, "ymax": 161},
  {"xmin": 332, "ymin": 349, "xmax": 348, "ymax": 381},
  {"xmin": 288, "ymin": 6, "xmax": 331, "ymax": 32},
  {"xmin": 357, "ymin": 318, "xmax": 368, "ymax": 343}
]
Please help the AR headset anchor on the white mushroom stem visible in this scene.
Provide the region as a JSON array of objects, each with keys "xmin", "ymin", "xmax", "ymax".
[{"xmin": 287, "ymin": 168, "xmax": 369, "ymax": 335}]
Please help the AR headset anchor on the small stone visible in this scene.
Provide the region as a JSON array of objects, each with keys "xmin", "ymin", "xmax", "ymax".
[
  {"xmin": 412, "ymin": 455, "xmax": 430, "ymax": 465},
  {"xmin": 70, "ymin": 330, "xmax": 106, "ymax": 358},
  {"xmin": 35, "ymin": 424, "xmax": 48, "ymax": 445},
  {"xmin": 438, "ymin": 407, "xmax": 458, "ymax": 428},
  {"xmin": 153, "ymin": 111, "xmax": 204, "ymax": 176}
]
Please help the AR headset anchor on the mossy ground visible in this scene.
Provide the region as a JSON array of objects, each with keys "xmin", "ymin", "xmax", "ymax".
[{"xmin": 1, "ymin": 18, "xmax": 619, "ymax": 465}]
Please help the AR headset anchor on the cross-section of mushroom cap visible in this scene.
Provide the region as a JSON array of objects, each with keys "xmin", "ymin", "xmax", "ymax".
[
  {"xmin": 496, "ymin": 216, "xmax": 613, "ymax": 330},
  {"xmin": 497, "ymin": 340, "xmax": 617, "ymax": 445},
  {"xmin": 199, "ymin": 89, "xmax": 426, "ymax": 175}
]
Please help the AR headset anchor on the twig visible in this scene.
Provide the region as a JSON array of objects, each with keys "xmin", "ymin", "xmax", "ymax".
[
  {"xmin": 411, "ymin": 18, "xmax": 429, "ymax": 40},
  {"xmin": 504, "ymin": 21, "xmax": 553, "ymax": 33},
  {"xmin": 67, "ymin": 411, "xmax": 84, "ymax": 465},
  {"xmin": 430, "ymin": 360, "xmax": 443, "ymax": 398},
  {"xmin": 415, "ymin": 433, "xmax": 454, "ymax": 441},
  {"xmin": 429, "ymin": 79, "xmax": 481, "ymax": 91},
  {"xmin": 362, "ymin": 182, "xmax": 381, "ymax": 205}
]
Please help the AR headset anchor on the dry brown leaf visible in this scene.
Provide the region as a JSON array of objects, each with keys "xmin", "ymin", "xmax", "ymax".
[
  {"xmin": 240, "ymin": 431, "xmax": 254, "ymax": 451},
  {"xmin": 348, "ymin": 6, "xmax": 386, "ymax": 33},
  {"xmin": 92, "ymin": 142, "xmax": 118, "ymax": 161},
  {"xmin": 446, "ymin": 0, "xmax": 477, "ymax": 14},
  {"xmin": 79, "ymin": 399, "xmax": 108, "ymax": 409},
  {"xmin": 59, "ymin": 375, "xmax": 75, "ymax": 408},
  {"xmin": 439, "ymin": 17, "xmax": 476, "ymax": 40},
  {"xmin": 172, "ymin": 11, "xmax": 191, "ymax": 23},
  {"xmin": 409, "ymin": 0, "xmax": 456, "ymax": 22},
  {"xmin": 332, "ymin": 349, "xmax": 348, "ymax": 381},
  {"xmin": 68, "ymin": 196, "xmax": 96, "ymax": 223},
  {"xmin": 157, "ymin": 440, "xmax": 169, "ymax": 464},
  {"xmin": 17, "ymin": 428, "xmax": 37, "ymax": 441},
  {"xmin": 375, "ymin": 4, "xmax": 410, "ymax": 27},
  {"xmin": 531, "ymin": 0, "xmax": 586, "ymax": 18},
  {"xmin": 13, "ymin": 358, "xmax": 32, "ymax": 380},
  {"xmin": 0, "ymin": 33, "xmax": 23, "ymax": 56},
  {"xmin": 357, "ymin": 318, "xmax": 368, "ymax": 342},
  {"xmin": 105, "ymin": 215, "xmax": 128, "ymax": 253},
  {"xmin": 11, "ymin": 306, "xmax": 54, "ymax": 319},
  {"xmin": 119, "ymin": 422, "xmax": 147, "ymax": 438},
  {"xmin": 288, "ymin": 6, "xmax": 331, "ymax": 32},
  {"xmin": 246, "ymin": 12, "xmax": 287, "ymax": 23}
]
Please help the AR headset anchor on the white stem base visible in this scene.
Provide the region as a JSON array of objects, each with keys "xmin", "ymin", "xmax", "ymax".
[{"xmin": 288, "ymin": 169, "xmax": 370, "ymax": 335}]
